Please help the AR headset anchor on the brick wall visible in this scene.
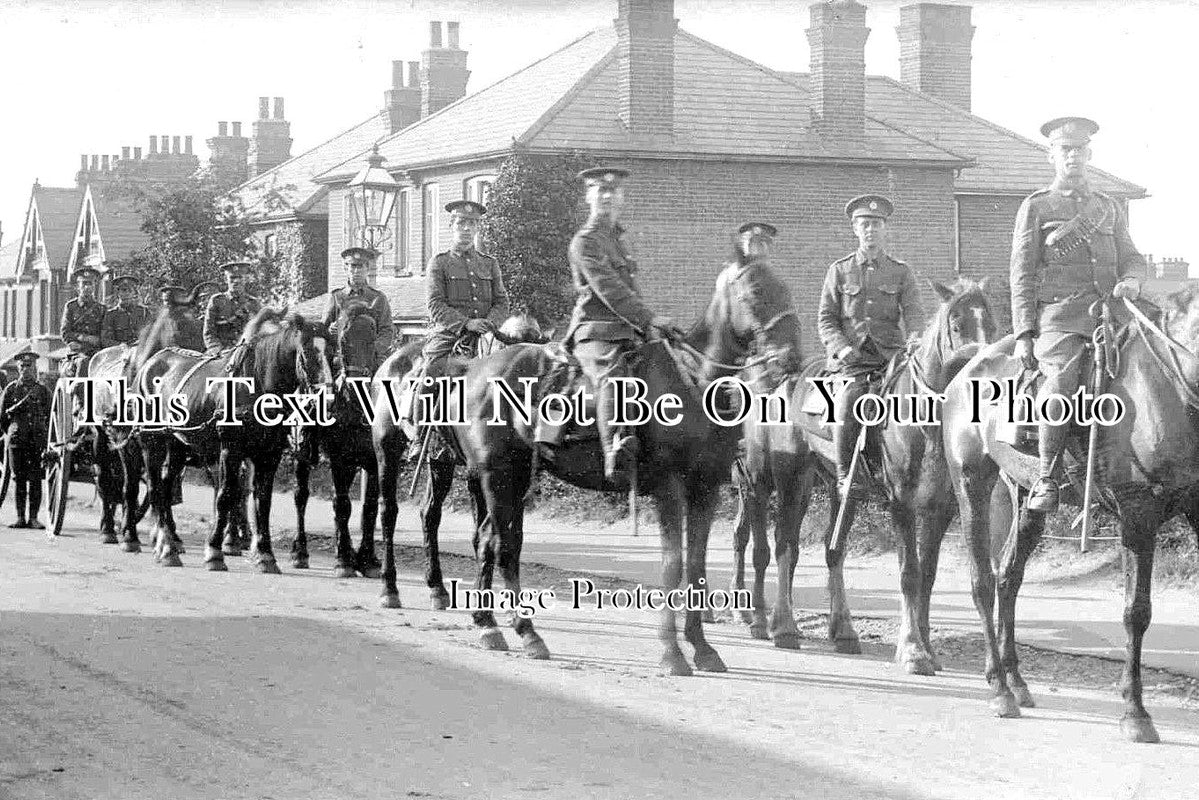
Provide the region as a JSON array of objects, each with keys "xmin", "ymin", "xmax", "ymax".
[{"xmin": 957, "ymin": 194, "xmax": 1023, "ymax": 335}]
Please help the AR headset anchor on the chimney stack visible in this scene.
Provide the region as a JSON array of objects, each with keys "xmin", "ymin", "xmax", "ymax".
[
  {"xmin": 149, "ymin": 136, "xmax": 158, "ymax": 155},
  {"xmin": 232, "ymin": 121, "xmax": 242, "ymax": 137},
  {"xmin": 258, "ymin": 96, "xmax": 270, "ymax": 119},
  {"xmin": 207, "ymin": 118, "xmax": 250, "ymax": 187},
  {"xmin": 249, "ymin": 95, "xmax": 292, "ymax": 178},
  {"xmin": 615, "ymin": 0, "xmax": 678, "ymax": 137},
  {"xmin": 80, "ymin": 154, "xmax": 88, "ymax": 171},
  {"xmin": 806, "ymin": 0, "xmax": 869, "ymax": 138},
  {"xmin": 133, "ymin": 146, "xmax": 142, "ymax": 160},
  {"xmin": 897, "ymin": 3, "xmax": 975, "ymax": 110},
  {"xmin": 421, "ymin": 19, "xmax": 470, "ymax": 116},
  {"xmin": 385, "ymin": 59, "xmax": 422, "ymax": 133},
  {"xmin": 121, "ymin": 146, "xmax": 131, "ymax": 160}
]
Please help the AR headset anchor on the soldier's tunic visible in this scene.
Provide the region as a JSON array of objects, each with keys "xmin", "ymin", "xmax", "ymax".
[
  {"xmin": 321, "ymin": 283, "xmax": 395, "ymax": 369},
  {"xmin": 0, "ymin": 376, "xmax": 51, "ymax": 518},
  {"xmin": 423, "ymin": 246, "xmax": 510, "ymax": 363},
  {"xmin": 60, "ymin": 297, "xmax": 105, "ymax": 356},
  {"xmin": 101, "ymin": 302, "xmax": 151, "ymax": 348},
  {"xmin": 1010, "ymin": 181, "xmax": 1144, "ymax": 373},
  {"xmin": 203, "ymin": 291, "xmax": 262, "ymax": 353}
]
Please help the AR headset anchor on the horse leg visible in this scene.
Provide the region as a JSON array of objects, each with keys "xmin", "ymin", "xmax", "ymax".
[
  {"xmin": 248, "ymin": 449, "xmax": 283, "ymax": 575},
  {"xmin": 769, "ymin": 465, "xmax": 813, "ymax": 650},
  {"xmin": 291, "ymin": 457, "xmax": 310, "ymax": 569},
  {"xmin": 217, "ymin": 457, "xmax": 242, "ymax": 556},
  {"xmin": 1118, "ymin": 519, "xmax": 1160, "ymax": 743},
  {"xmin": 473, "ymin": 467, "xmax": 506, "ymax": 652},
  {"xmin": 954, "ymin": 461, "xmax": 1019, "ymax": 717},
  {"xmin": 684, "ymin": 479, "xmax": 726, "ymax": 672},
  {"xmin": 206, "ymin": 447, "xmax": 237, "ymax": 571},
  {"xmin": 355, "ymin": 463, "xmax": 381, "ymax": 578},
  {"xmin": 377, "ymin": 435, "xmax": 403, "ymax": 609},
  {"xmin": 119, "ymin": 445, "xmax": 143, "ymax": 553},
  {"xmin": 995, "ymin": 492, "xmax": 1045, "ymax": 708},
  {"xmin": 330, "ymin": 462, "xmax": 356, "ymax": 578},
  {"xmin": 95, "ymin": 433, "xmax": 119, "ymax": 544},
  {"xmin": 655, "ymin": 473, "xmax": 691, "ymax": 676},
  {"xmin": 421, "ymin": 461, "xmax": 455, "ymax": 609},
  {"xmin": 893, "ymin": 496, "xmax": 935, "ymax": 674},
  {"xmin": 468, "ymin": 469, "xmax": 486, "ymax": 555},
  {"xmin": 498, "ymin": 452, "xmax": 548, "ymax": 660},
  {"xmin": 824, "ymin": 487, "xmax": 861, "ymax": 655},
  {"xmin": 916, "ymin": 500, "xmax": 956, "ymax": 673},
  {"xmin": 729, "ymin": 467, "xmax": 753, "ymax": 625},
  {"xmin": 142, "ymin": 439, "xmax": 170, "ymax": 562}
]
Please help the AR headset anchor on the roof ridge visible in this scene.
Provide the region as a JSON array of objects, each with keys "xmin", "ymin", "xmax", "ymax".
[
  {"xmin": 320, "ymin": 27, "xmax": 610, "ymax": 181},
  {"xmin": 232, "ymin": 111, "xmax": 389, "ymax": 194},
  {"xmin": 873, "ymin": 75, "xmax": 1146, "ymax": 196}
]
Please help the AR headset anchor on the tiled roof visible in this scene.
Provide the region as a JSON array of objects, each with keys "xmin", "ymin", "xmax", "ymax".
[
  {"xmin": 0, "ymin": 237, "xmax": 21, "ymax": 280},
  {"xmin": 92, "ymin": 191, "xmax": 149, "ymax": 262},
  {"xmin": 32, "ymin": 185, "xmax": 83, "ymax": 270},
  {"xmin": 229, "ymin": 112, "xmax": 393, "ymax": 221}
]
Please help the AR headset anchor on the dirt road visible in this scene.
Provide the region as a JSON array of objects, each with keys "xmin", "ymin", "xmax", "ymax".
[{"xmin": 1, "ymin": 491, "xmax": 1197, "ymax": 799}]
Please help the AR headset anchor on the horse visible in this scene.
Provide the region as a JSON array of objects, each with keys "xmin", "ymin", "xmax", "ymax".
[
  {"xmin": 443, "ymin": 260, "xmax": 803, "ymax": 672},
  {"xmin": 292, "ymin": 302, "xmax": 383, "ymax": 578},
  {"xmin": 372, "ymin": 314, "xmax": 547, "ymax": 610},
  {"xmin": 941, "ymin": 287, "xmax": 1199, "ymax": 740},
  {"xmin": 138, "ymin": 309, "xmax": 332, "ymax": 571},
  {"xmin": 727, "ymin": 278, "xmax": 994, "ymax": 671}
]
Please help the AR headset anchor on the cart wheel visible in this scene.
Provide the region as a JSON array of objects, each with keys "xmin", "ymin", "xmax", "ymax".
[
  {"xmin": 0, "ymin": 434, "xmax": 10, "ymax": 509},
  {"xmin": 46, "ymin": 384, "xmax": 74, "ymax": 537}
]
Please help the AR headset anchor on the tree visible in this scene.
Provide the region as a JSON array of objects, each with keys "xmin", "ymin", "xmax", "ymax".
[{"xmin": 481, "ymin": 149, "xmax": 593, "ymax": 329}]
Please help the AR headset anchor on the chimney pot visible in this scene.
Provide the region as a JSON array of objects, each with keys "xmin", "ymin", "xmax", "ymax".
[
  {"xmin": 149, "ymin": 136, "xmax": 158, "ymax": 155},
  {"xmin": 80, "ymin": 154, "xmax": 88, "ymax": 171},
  {"xmin": 91, "ymin": 155, "xmax": 100, "ymax": 170},
  {"xmin": 430, "ymin": 20, "xmax": 443, "ymax": 48},
  {"xmin": 121, "ymin": 146, "xmax": 130, "ymax": 160},
  {"xmin": 232, "ymin": 121, "xmax": 242, "ymax": 137},
  {"xmin": 273, "ymin": 97, "xmax": 285, "ymax": 119},
  {"xmin": 218, "ymin": 121, "xmax": 228, "ymax": 137},
  {"xmin": 172, "ymin": 135, "xmax": 181, "ymax": 154},
  {"xmin": 134, "ymin": 146, "xmax": 142, "ymax": 160},
  {"xmin": 160, "ymin": 135, "xmax": 170, "ymax": 153},
  {"xmin": 447, "ymin": 21, "xmax": 460, "ymax": 49},
  {"xmin": 259, "ymin": 97, "xmax": 269, "ymax": 119},
  {"xmin": 101, "ymin": 155, "xmax": 110, "ymax": 171},
  {"xmin": 408, "ymin": 60, "xmax": 421, "ymax": 88},
  {"xmin": 392, "ymin": 60, "xmax": 404, "ymax": 88},
  {"xmin": 185, "ymin": 135, "xmax": 193, "ymax": 154}
]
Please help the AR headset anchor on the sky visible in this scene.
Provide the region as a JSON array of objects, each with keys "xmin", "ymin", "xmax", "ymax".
[{"xmin": 0, "ymin": 0, "xmax": 1194, "ymax": 269}]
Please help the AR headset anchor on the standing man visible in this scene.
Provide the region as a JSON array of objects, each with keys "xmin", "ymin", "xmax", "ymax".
[
  {"xmin": 203, "ymin": 261, "xmax": 262, "ymax": 354},
  {"xmin": 323, "ymin": 247, "xmax": 395, "ymax": 370},
  {"xmin": 1011, "ymin": 117, "xmax": 1144, "ymax": 512},
  {"xmin": 565, "ymin": 167, "xmax": 680, "ymax": 483},
  {"xmin": 59, "ymin": 264, "xmax": 105, "ymax": 377},
  {"xmin": 817, "ymin": 194, "xmax": 925, "ymax": 501},
  {"xmin": 101, "ymin": 275, "xmax": 151, "ymax": 348},
  {"xmin": 0, "ymin": 353, "xmax": 51, "ymax": 529},
  {"xmin": 422, "ymin": 200, "xmax": 510, "ymax": 378}
]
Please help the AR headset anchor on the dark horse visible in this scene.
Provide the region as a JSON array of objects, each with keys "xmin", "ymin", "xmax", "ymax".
[
  {"xmin": 292, "ymin": 303, "xmax": 383, "ymax": 578},
  {"xmin": 727, "ymin": 278, "xmax": 994, "ymax": 669},
  {"xmin": 372, "ymin": 315, "xmax": 546, "ymax": 610},
  {"xmin": 942, "ymin": 289, "xmax": 1199, "ymax": 740},
  {"xmin": 138, "ymin": 309, "xmax": 331, "ymax": 571},
  {"xmin": 445, "ymin": 261, "xmax": 802, "ymax": 672}
]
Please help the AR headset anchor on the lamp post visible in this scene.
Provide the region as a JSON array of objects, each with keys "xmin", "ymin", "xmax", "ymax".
[{"xmin": 346, "ymin": 145, "xmax": 400, "ymax": 253}]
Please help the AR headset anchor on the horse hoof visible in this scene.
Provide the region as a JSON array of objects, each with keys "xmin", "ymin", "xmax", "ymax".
[
  {"xmin": 430, "ymin": 592, "xmax": 449, "ymax": 611},
  {"xmin": 749, "ymin": 622, "xmax": 770, "ymax": 640},
  {"xmin": 120, "ymin": 540, "xmax": 141, "ymax": 554},
  {"xmin": 332, "ymin": 566, "xmax": 356, "ymax": 579},
  {"xmin": 693, "ymin": 649, "xmax": 728, "ymax": 673},
  {"xmin": 480, "ymin": 628, "xmax": 508, "ymax": 652},
  {"xmin": 738, "ymin": 610, "xmax": 755, "ymax": 626},
  {"xmin": 772, "ymin": 633, "xmax": 802, "ymax": 651},
  {"xmin": 291, "ymin": 556, "xmax": 309, "ymax": 570},
  {"xmin": 100, "ymin": 533, "xmax": 119, "ymax": 545},
  {"xmin": 1012, "ymin": 684, "xmax": 1036, "ymax": 709},
  {"xmin": 659, "ymin": 652, "xmax": 693, "ymax": 677},
  {"xmin": 379, "ymin": 593, "xmax": 403, "ymax": 609},
  {"xmin": 222, "ymin": 544, "xmax": 242, "ymax": 557},
  {"xmin": 901, "ymin": 656, "xmax": 937, "ymax": 677},
  {"xmin": 206, "ymin": 559, "xmax": 228, "ymax": 572},
  {"xmin": 990, "ymin": 692, "xmax": 1022, "ymax": 719},
  {"xmin": 256, "ymin": 560, "xmax": 282, "ymax": 575},
  {"xmin": 833, "ymin": 636, "xmax": 862, "ymax": 655},
  {"xmin": 161, "ymin": 553, "xmax": 183, "ymax": 568},
  {"xmin": 521, "ymin": 633, "xmax": 551, "ymax": 660},
  {"xmin": 1120, "ymin": 715, "xmax": 1160, "ymax": 744},
  {"xmin": 358, "ymin": 566, "xmax": 382, "ymax": 579}
]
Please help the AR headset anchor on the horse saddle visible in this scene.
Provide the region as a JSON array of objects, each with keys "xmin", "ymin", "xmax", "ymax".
[{"xmin": 796, "ymin": 362, "xmax": 887, "ymax": 443}]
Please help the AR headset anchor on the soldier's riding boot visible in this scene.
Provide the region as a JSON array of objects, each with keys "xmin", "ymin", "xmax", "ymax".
[
  {"xmin": 1028, "ymin": 422, "xmax": 1067, "ymax": 513},
  {"xmin": 833, "ymin": 379, "xmax": 869, "ymax": 503},
  {"xmin": 597, "ymin": 379, "xmax": 638, "ymax": 483},
  {"xmin": 9, "ymin": 481, "xmax": 27, "ymax": 528},
  {"xmin": 26, "ymin": 479, "xmax": 44, "ymax": 529}
]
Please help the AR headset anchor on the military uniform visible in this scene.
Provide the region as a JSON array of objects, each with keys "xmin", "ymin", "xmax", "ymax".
[
  {"xmin": 0, "ymin": 358, "xmax": 51, "ymax": 528},
  {"xmin": 101, "ymin": 302, "xmax": 151, "ymax": 348},
  {"xmin": 323, "ymin": 283, "xmax": 395, "ymax": 370},
  {"xmin": 1011, "ymin": 117, "xmax": 1144, "ymax": 511},
  {"xmin": 203, "ymin": 291, "xmax": 262, "ymax": 353},
  {"xmin": 423, "ymin": 245, "xmax": 509, "ymax": 364},
  {"xmin": 817, "ymin": 194, "xmax": 925, "ymax": 498}
]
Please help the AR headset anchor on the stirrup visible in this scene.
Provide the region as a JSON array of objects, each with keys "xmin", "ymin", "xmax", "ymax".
[{"xmin": 1026, "ymin": 478, "xmax": 1059, "ymax": 512}]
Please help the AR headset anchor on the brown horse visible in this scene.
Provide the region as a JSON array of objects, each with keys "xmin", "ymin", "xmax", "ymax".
[
  {"xmin": 138, "ymin": 309, "xmax": 331, "ymax": 571},
  {"xmin": 727, "ymin": 278, "xmax": 995, "ymax": 670},
  {"xmin": 445, "ymin": 260, "xmax": 803, "ymax": 672},
  {"xmin": 292, "ymin": 303, "xmax": 383, "ymax": 578},
  {"xmin": 942, "ymin": 289, "xmax": 1199, "ymax": 739}
]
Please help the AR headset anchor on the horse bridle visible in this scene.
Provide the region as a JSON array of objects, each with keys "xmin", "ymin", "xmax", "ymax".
[{"xmin": 1125, "ymin": 297, "xmax": 1199, "ymax": 410}]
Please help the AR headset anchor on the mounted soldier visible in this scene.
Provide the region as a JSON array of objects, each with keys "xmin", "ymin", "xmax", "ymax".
[
  {"xmin": 101, "ymin": 275, "xmax": 151, "ymax": 349},
  {"xmin": 1012, "ymin": 117, "xmax": 1145, "ymax": 512},
  {"xmin": 323, "ymin": 246, "xmax": 395, "ymax": 374},
  {"xmin": 203, "ymin": 261, "xmax": 262, "ymax": 355},
  {"xmin": 0, "ymin": 353, "xmax": 51, "ymax": 529},
  {"xmin": 566, "ymin": 167, "xmax": 682, "ymax": 482},
  {"xmin": 59, "ymin": 261, "xmax": 105, "ymax": 378},
  {"xmin": 817, "ymin": 194, "xmax": 926, "ymax": 501}
]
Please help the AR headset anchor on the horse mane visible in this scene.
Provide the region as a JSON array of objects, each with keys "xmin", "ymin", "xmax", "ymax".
[{"xmin": 915, "ymin": 276, "xmax": 993, "ymax": 389}]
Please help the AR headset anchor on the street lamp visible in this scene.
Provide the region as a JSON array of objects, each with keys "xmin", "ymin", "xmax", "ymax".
[{"xmin": 346, "ymin": 145, "xmax": 400, "ymax": 252}]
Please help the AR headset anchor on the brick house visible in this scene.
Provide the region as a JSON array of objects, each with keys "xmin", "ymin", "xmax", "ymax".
[{"xmin": 295, "ymin": 0, "xmax": 1145, "ymax": 348}]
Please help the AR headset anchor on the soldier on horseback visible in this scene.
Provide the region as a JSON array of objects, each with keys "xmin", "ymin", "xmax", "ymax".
[
  {"xmin": 1012, "ymin": 117, "xmax": 1145, "ymax": 512},
  {"xmin": 101, "ymin": 275, "xmax": 151, "ymax": 349},
  {"xmin": 203, "ymin": 261, "xmax": 262, "ymax": 355},
  {"xmin": 566, "ymin": 167, "xmax": 683, "ymax": 483},
  {"xmin": 323, "ymin": 246, "xmax": 394, "ymax": 373},
  {"xmin": 817, "ymin": 194, "xmax": 926, "ymax": 501},
  {"xmin": 59, "ymin": 261, "xmax": 105, "ymax": 378}
]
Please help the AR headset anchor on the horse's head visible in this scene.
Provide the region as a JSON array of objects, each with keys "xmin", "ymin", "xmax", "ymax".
[
  {"xmin": 1162, "ymin": 287, "xmax": 1199, "ymax": 350},
  {"xmin": 244, "ymin": 309, "xmax": 334, "ymax": 395},
  {"xmin": 472, "ymin": 313, "xmax": 549, "ymax": 358},
  {"xmin": 696, "ymin": 258, "xmax": 803, "ymax": 379},
  {"xmin": 335, "ymin": 301, "xmax": 379, "ymax": 378},
  {"xmin": 921, "ymin": 277, "xmax": 997, "ymax": 381}
]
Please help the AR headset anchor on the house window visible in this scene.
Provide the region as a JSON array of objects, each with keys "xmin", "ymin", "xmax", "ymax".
[
  {"xmin": 464, "ymin": 174, "xmax": 496, "ymax": 208},
  {"xmin": 264, "ymin": 233, "xmax": 278, "ymax": 258},
  {"xmin": 422, "ymin": 182, "xmax": 440, "ymax": 272},
  {"xmin": 395, "ymin": 188, "xmax": 412, "ymax": 276}
]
